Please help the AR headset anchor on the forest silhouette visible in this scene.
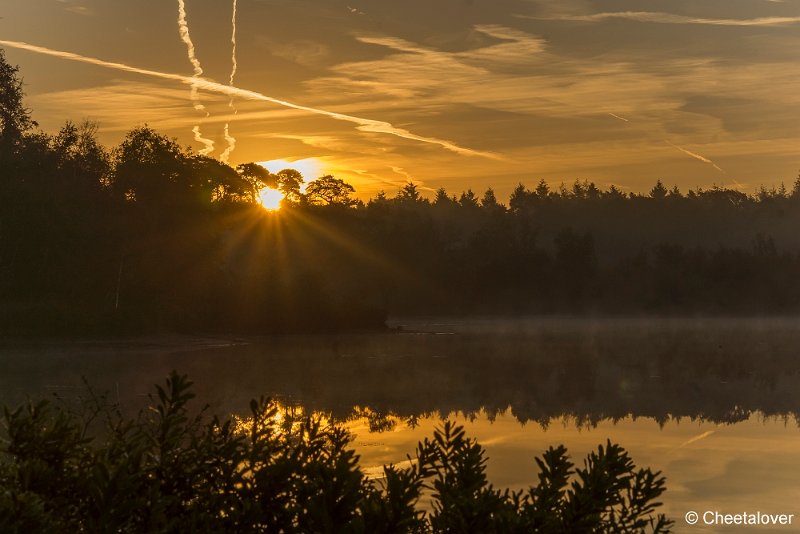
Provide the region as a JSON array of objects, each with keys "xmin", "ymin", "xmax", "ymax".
[{"xmin": 3, "ymin": 49, "xmax": 800, "ymax": 335}]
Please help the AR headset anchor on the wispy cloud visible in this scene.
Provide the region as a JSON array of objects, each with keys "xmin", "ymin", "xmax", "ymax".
[
  {"xmin": 0, "ymin": 39, "xmax": 496, "ymax": 159},
  {"xmin": 521, "ymin": 11, "xmax": 800, "ymax": 27},
  {"xmin": 28, "ymin": 82, "xmax": 218, "ymax": 132},
  {"xmin": 255, "ymin": 133, "xmax": 355, "ymax": 152},
  {"xmin": 391, "ymin": 166, "xmax": 413, "ymax": 181},
  {"xmin": 464, "ymin": 25, "xmax": 547, "ymax": 65}
]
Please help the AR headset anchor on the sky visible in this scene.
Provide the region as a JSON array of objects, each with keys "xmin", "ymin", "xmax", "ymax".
[{"xmin": 1, "ymin": 0, "xmax": 799, "ymax": 199}]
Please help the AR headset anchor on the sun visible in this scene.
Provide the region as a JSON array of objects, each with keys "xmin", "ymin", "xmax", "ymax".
[{"xmin": 258, "ymin": 187, "xmax": 285, "ymax": 211}]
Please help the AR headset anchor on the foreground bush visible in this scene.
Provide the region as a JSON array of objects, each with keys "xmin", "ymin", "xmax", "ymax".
[{"xmin": 0, "ymin": 373, "xmax": 673, "ymax": 533}]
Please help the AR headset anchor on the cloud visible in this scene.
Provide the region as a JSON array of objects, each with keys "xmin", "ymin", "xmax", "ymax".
[
  {"xmin": 465, "ymin": 24, "xmax": 547, "ymax": 65},
  {"xmin": 0, "ymin": 39, "xmax": 497, "ymax": 159},
  {"xmin": 521, "ymin": 11, "xmax": 800, "ymax": 27},
  {"xmin": 27, "ymin": 82, "xmax": 225, "ymax": 132},
  {"xmin": 254, "ymin": 133, "xmax": 355, "ymax": 152},
  {"xmin": 312, "ymin": 32, "xmax": 669, "ymax": 121},
  {"xmin": 260, "ymin": 38, "xmax": 331, "ymax": 68},
  {"xmin": 291, "ymin": 17, "xmax": 800, "ymax": 194},
  {"xmin": 307, "ymin": 22, "xmax": 800, "ymax": 143}
]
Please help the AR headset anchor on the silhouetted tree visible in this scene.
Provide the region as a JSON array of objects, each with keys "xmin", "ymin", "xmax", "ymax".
[
  {"xmin": 509, "ymin": 183, "xmax": 534, "ymax": 213},
  {"xmin": 236, "ymin": 162, "xmax": 274, "ymax": 201},
  {"xmin": 480, "ymin": 188, "xmax": 504, "ymax": 212},
  {"xmin": 459, "ymin": 189, "xmax": 479, "ymax": 208},
  {"xmin": 112, "ymin": 126, "xmax": 188, "ymax": 209},
  {"xmin": 275, "ymin": 168, "xmax": 304, "ymax": 202},
  {"xmin": 433, "ymin": 187, "xmax": 453, "ymax": 206},
  {"xmin": 396, "ymin": 181, "xmax": 426, "ymax": 204},
  {"xmin": 650, "ymin": 180, "xmax": 668, "ymax": 200},
  {"xmin": 305, "ymin": 175, "xmax": 356, "ymax": 206},
  {"xmin": 0, "ymin": 50, "xmax": 34, "ymax": 148}
]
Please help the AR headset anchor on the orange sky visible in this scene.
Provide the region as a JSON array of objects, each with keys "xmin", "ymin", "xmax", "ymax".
[{"xmin": 2, "ymin": 0, "xmax": 799, "ymax": 200}]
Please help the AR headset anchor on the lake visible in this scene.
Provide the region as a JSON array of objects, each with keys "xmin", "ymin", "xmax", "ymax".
[{"xmin": 2, "ymin": 317, "xmax": 800, "ymax": 533}]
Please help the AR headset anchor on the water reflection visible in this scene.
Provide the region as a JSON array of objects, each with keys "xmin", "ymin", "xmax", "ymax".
[
  {"xmin": 2, "ymin": 317, "xmax": 800, "ymax": 531},
  {"xmin": 2, "ymin": 318, "xmax": 800, "ymax": 425},
  {"xmin": 344, "ymin": 409, "xmax": 800, "ymax": 532}
]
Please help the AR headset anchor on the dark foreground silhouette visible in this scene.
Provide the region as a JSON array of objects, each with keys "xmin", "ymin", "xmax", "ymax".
[
  {"xmin": 3, "ymin": 48, "xmax": 800, "ymax": 336},
  {"xmin": 0, "ymin": 372, "xmax": 672, "ymax": 533}
]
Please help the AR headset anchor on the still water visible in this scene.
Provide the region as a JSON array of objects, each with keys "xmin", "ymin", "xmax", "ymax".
[{"xmin": 2, "ymin": 317, "xmax": 800, "ymax": 532}]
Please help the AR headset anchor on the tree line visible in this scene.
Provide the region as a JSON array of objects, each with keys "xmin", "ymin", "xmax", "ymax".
[{"xmin": 2, "ymin": 49, "xmax": 800, "ymax": 335}]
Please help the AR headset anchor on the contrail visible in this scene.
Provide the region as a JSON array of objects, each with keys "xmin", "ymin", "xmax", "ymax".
[
  {"xmin": 177, "ymin": 0, "xmax": 215, "ymax": 155},
  {"xmin": 228, "ymin": 0, "xmax": 238, "ymax": 89},
  {"xmin": 664, "ymin": 140, "xmax": 725, "ymax": 174},
  {"xmin": 0, "ymin": 40, "xmax": 497, "ymax": 159},
  {"xmin": 221, "ymin": 125, "xmax": 236, "ymax": 163},
  {"xmin": 220, "ymin": 0, "xmax": 238, "ymax": 163},
  {"xmin": 606, "ymin": 111, "xmax": 728, "ymax": 177},
  {"xmin": 192, "ymin": 126, "xmax": 215, "ymax": 155}
]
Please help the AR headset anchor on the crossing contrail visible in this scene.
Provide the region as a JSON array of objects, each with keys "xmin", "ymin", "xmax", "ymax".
[
  {"xmin": 177, "ymin": 0, "xmax": 215, "ymax": 155},
  {"xmin": 0, "ymin": 39, "xmax": 497, "ymax": 159},
  {"xmin": 220, "ymin": 0, "xmax": 238, "ymax": 163}
]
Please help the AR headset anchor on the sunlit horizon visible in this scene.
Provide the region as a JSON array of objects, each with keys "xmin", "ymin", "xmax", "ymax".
[
  {"xmin": 258, "ymin": 187, "xmax": 284, "ymax": 211},
  {"xmin": 257, "ymin": 158, "xmax": 325, "ymax": 188}
]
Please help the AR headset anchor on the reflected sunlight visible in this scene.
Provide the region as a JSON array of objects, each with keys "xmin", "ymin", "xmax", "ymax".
[{"xmin": 258, "ymin": 187, "xmax": 285, "ymax": 211}]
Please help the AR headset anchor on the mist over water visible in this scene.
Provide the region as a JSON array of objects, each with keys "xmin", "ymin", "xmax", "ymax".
[{"xmin": 6, "ymin": 317, "xmax": 800, "ymax": 420}]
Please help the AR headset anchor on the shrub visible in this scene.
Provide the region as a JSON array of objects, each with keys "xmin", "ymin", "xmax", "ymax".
[{"xmin": 0, "ymin": 372, "xmax": 672, "ymax": 533}]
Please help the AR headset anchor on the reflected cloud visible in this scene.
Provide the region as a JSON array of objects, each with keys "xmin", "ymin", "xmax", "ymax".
[{"xmin": 679, "ymin": 430, "xmax": 716, "ymax": 449}]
